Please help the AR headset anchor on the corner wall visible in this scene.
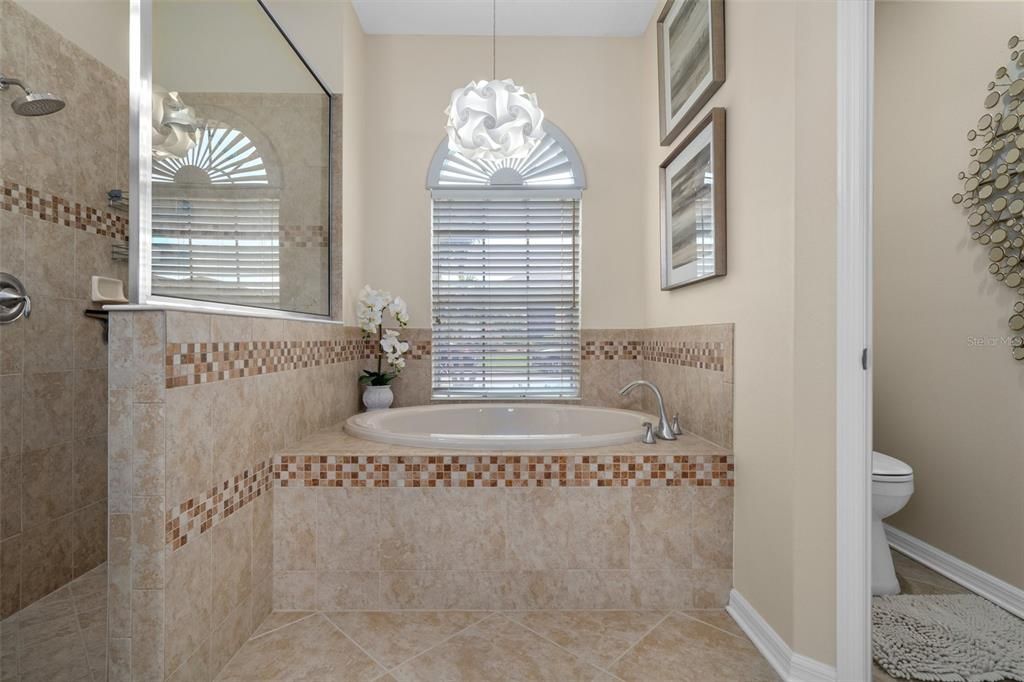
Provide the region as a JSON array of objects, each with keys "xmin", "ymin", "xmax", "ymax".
[{"xmin": 874, "ymin": 0, "xmax": 1024, "ymax": 589}]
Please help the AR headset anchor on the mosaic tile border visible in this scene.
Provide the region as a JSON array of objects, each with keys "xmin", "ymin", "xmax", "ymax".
[
  {"xmin": 582, "ymin": 340, "xmax": 642, "ymax": 360},
  {"xmin": 165, "ymin": 338, "xmax": 374, "ymax": 388},
  {"xmin": 280, "ymin": 224, "xmax": 328, "ymax": 248},
  {"xmin": 272, "ymin": 453, "xmax": 734, "ymax": 488},
  {"xmin": 641, "ymin": 341, "xmax": 726, "ymax": 372},
  {"xmin": 2, "ymin": 179, "xmax": 129, "ymax": 241},
  {"xmin": 165, "ymin": 460, "xmax": 272, "ymax": 550}
]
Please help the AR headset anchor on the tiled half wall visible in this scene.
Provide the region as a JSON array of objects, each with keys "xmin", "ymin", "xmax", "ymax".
[{"xmin": 105, "ymin": 310, "xmax": 368, "ymax": 681}]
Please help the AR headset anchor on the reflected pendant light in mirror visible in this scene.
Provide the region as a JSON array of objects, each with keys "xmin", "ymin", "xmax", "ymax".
[{"xmin": 444, "ymin": 0, "xmax": 545, "ymax": 161}]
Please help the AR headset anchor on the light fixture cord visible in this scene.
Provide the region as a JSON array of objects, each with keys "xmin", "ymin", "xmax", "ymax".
[{"xmin": 492, "ymin": 0, "xmax": 496, "ymax": 80}]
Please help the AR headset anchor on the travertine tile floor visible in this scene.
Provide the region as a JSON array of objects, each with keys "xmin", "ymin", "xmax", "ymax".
[
  {"xmin": 8, "ymin": 550, "xmax": 1011, "ymax": 681},
  {"xmin": 0, "ymin": 563, "xmax": 106, "ymax": 682},
  {"xmin": 216, "ymin": 609, "xmax": 779, "ymax": 681}
]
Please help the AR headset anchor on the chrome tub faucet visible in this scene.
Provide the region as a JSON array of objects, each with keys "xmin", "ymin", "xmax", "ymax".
[{"xmin": 619, "ymin": 380, "xmax": 677, "ymax": 440}]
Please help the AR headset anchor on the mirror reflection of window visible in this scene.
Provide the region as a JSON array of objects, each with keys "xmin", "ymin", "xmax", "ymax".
[{"xmin": 151, "ymin": 0, "xmax": 331, "ymax": 315}]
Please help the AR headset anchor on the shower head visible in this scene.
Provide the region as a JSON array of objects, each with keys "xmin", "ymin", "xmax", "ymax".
[{"xmin": 0, "ymin": 73, "xmax": 65, "ymax": 117}]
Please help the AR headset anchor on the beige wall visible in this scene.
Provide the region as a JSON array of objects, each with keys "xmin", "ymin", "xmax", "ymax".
[
  {"xmin": 874, "ymin": 0, "xmax": 1024, "ymax": 589},
  {"xmin": 342, "ymin": 31, "xmax": 647, "ymax": 328},
  {"xmin": 639, "ymin": 0, "xmax": 837, "ymax": 664}
]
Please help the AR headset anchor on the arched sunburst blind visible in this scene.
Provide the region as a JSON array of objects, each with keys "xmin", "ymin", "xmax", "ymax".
[
  {"xmin": 153, "ymin": 122, "xmax": 269, "ymax": 185},
  {"xmin": 151, "ymin": 121, "xmax": 279, "ymax": 308},
  {"xmin": 427, "ymin": 122, "xmax": 587, "ymax": 400}
]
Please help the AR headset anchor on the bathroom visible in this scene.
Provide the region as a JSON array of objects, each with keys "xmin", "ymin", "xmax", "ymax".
[{"xmin": 0, "ymin": 0, "xmax": 1017, "ymax": 680}]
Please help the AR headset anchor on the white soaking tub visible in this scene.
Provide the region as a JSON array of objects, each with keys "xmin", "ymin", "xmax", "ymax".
[{"xmin": 344, "ymin": 403, "xmax": 655, "ymax": 451}]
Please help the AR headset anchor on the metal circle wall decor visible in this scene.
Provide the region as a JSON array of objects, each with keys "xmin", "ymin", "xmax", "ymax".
[{"xmin": 953, "ymin": 35, "xmax": 1024, "ymax": 361}]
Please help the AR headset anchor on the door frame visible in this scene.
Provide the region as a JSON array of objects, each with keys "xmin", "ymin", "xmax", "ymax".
[{"xmin": 835, "ymin": 0, "xmax": 874, "ymax": 679}]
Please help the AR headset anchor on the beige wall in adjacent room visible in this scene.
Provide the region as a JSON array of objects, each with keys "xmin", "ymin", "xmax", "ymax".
[
  {"xmin": 874, "ymin": 0, "xmax": 1024, "ymax": 589},
  {"xmin": 639, "ymin": 0, "xmax": 838, "ymax": 664},
  {"xmin": 343, "ymin": 30, "xmax": 647, "ymax": 328}
]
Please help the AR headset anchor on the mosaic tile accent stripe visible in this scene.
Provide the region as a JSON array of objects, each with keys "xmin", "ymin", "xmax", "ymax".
[
  {"xmin": 272, "ymin": 453, "xmax": 734, "ymax": 488},
  {"xmin": 280, "ymin": 224, "xmax": 328, "ymax": 248},
  {"xmin": 641, "ymin": 341, "xmax": 726, "ymax": 372},
  {"xmin": 2, "ymin": 179, "xmax": 129, "ymax": 241},
  {"xmin": 165, "ymin": 460, "xmax": 272, "ymax": 550},
  {"xmin": 165, "ymin": 338, "xmax": 375, "ymax": 388},
  {"xmin": 582, "ymin": 340, "xmax": 642, "ymax": 360}
]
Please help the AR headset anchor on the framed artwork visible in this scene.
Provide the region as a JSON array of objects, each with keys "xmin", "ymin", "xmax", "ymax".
[
  {"xmin": 660, "ymin": 108, "xmax": 726, "ymax": 290},
  {"xmin": 657, "ymin": 0, "xmax": 725, "ymax": 146}
]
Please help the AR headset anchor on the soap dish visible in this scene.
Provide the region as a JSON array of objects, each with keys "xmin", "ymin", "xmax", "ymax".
[{"xmin": 90, "ymin": 276, "xmax": 128, "ymax": 304}]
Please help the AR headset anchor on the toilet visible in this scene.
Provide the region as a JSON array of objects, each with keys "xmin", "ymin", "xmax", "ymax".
[{"xmin": 872, "ymin": 451, "xmax": 914, "ymax": 595}]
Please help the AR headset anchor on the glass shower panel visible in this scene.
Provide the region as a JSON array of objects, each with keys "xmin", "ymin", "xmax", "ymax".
[{"xmin": 151, "ymin": 0, "xmax": 330, "ymax": 315}]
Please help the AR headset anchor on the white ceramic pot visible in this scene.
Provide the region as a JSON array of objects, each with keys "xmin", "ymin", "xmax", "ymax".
[{"xmin": 362, "ymin": 385, "xmax": 394, "ymax": 411}]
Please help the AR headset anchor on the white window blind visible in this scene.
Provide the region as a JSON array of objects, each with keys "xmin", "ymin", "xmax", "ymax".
[
  {"xmin": 151, "ymin": 196, "xmax": 281, "ymax": 308},
  {"xmin": 431, "ymin": 196, "xmax": 581, "ymax": 399}
]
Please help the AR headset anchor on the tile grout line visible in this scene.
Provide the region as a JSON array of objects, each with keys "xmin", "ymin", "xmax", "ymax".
[
  {"xmin": 497, "ymin": 612, "xmax": 629, "ymax": 681},
  {"xmin": 247, "ymin": 611, "xmax": 318, "ymax": 642},
  {"xmin": 318, "ymin": 611, "xmax": 400, "ymax": 679},
  {"xmin": 602, "ymin": 611, "xmax": 672, "ymax": 672},
  {"xmin": 673, "ymin": 609, "xmax": 745, "ymax": 641},
  {"xmin": 364, "ymin": 610, "xmax": 500, "ymax": 678}
]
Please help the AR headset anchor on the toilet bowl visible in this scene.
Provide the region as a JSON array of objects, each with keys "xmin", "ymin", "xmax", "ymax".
[{"xmin": 872, "ymin": 451, "xmax": 914, "ymax": 595}]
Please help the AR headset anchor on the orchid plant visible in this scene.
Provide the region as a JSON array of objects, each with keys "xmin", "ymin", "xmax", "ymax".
[{"xmin": 357, "ymin": 285, "xmax": 410, "ymax": 386}]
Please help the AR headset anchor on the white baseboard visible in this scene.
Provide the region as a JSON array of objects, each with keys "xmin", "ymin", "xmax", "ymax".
[
  {"xmin": 885, "ymin": 524, "xmax": 1024, "ymax": 620},
  {"xmin": 726, "ymin": 589, "xmax": 837, "ymax": 682}
]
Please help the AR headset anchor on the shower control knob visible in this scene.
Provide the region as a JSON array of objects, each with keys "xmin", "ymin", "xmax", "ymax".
[{"xmin": 0, "ymin": 273, "xmax": 31, "ymax": 324}]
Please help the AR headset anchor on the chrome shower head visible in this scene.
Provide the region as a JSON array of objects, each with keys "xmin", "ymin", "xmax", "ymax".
[{"xmin": 0, "ymin": 73, "xmax": 65, "ymax": 117}]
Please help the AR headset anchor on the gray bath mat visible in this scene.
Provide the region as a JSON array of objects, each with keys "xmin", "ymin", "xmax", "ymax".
[{"xmin": 872, "ymin": 594, "xmax": 1024, "ymax": 681}]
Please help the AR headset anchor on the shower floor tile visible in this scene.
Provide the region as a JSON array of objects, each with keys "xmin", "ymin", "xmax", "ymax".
[{"xmin": 0, "ymin": 563, "xmax": 106, "ymax": 682}]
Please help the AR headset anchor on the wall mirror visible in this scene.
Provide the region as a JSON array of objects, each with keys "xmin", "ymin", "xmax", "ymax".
[{"xmin": 132, "ymin": 0, "xmax": 332, "ymax": 316}]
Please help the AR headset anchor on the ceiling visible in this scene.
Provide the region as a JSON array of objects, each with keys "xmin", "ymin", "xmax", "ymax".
[{"xmin": 352, "ymin": 0, "xmax": 659, "ymax": 37}]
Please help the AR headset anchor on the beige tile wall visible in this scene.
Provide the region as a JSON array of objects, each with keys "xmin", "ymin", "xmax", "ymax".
[
  {"xmin": 641, "ymin": 324, "xmax": 734, "ymax": 449},
  {"xmin": 107, "ymin": 309, "xmax": 366, "ymax": 681},
  {"xmin": 0, "ymin": 0, "xmax": 128, "ymax": 618},
  {"xmin": 373, "ymin": 325, "xmax": 734, "ymax": 448},
  {"xmin": 272, "ymin": 486, "xmax": 733, "ymax": 611}
]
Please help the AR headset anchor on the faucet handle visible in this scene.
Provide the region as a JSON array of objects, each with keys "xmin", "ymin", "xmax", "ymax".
[
  {"xmin": 641, "ymin": 422, "xmax": 656, "ymax": 445},
  {"xmin": 671, "ymin": 414, "xmax": 683, "ymax": 436}
]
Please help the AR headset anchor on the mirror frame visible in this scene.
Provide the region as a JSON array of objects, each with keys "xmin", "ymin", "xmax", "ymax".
[{"xmin": 129, "ymin": 0, "xmax": 335, "ymax": 319}]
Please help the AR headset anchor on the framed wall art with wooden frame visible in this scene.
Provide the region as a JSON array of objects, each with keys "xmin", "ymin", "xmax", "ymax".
[
  {"xmin": 657, "ymin": 0, "xmax": 726, "ymax": 146},
  {"xmin": 660, "ymin": 107, "xmax": 726, "ymax": 290}
]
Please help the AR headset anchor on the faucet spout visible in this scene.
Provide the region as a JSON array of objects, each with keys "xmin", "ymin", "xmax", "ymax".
[{"xmin": 619, "ymin": 380, "xmax": 677, "ymax": 440}]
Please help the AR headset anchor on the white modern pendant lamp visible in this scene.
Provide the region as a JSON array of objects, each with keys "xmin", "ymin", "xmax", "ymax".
[{"xmin": 444, "ymin": 0, "xmax": 545, "ymax": 161}]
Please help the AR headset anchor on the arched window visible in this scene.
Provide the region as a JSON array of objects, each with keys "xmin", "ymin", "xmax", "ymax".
[
  {"xmin": 427, "ymin": 122, "xmax": 587, "ymax": 399},
  {"xmin": 151, "ymin": 121, "xmax": 281, "ymax": 308}
]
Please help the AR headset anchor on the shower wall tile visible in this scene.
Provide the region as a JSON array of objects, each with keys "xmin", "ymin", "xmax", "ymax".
[{"xmin": 0, "ymin": 0, "xmax": 124, "ymax": 618}]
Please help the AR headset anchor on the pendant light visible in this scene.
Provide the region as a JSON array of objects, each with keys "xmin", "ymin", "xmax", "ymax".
[{"xmin": 444, "ymin": 0, "xmax": 545, "ymax": 161}]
